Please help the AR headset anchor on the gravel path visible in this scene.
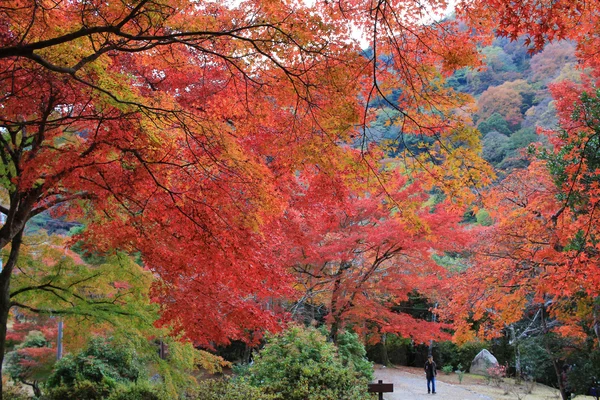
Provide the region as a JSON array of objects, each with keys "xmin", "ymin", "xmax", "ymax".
[{"xmin": 374, "ymin": 367, "xmax": 493, "ymax": 400}]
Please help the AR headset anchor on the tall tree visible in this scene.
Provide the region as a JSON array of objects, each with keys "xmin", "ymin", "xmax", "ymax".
[
  {"xmin": 444, "ymin": 83, "xmax": 600, "ymax": 399},
  {"xmin": 476, "ymin": 80, "xmax": 535, "ymax": 128},
  {"xmin": 282, "ymin": 161, "xmax": 469, "ymax": 344},
  {"xmin": 7, "ymin": 233, "xmax": 157, "ymax": 343},
  {"xmin": 0, "ymin": 1, "xmax": 485, "ymax": 393}
]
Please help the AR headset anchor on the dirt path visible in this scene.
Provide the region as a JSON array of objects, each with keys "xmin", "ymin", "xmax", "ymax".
[{"xmin": 374, "ymin": 366, "xmax": 493, "ymax": 400}]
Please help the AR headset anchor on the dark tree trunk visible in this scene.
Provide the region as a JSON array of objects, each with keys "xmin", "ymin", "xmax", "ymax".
[
  {"xmin": 0, "ymin": 229, "xmax": 23, "ymax": 400},
  {"xmin": 381, "ymin": 333, "xmax": 390, "ymax": 366},
  {"xmin": 23, "ymin": 381, "xmax": 42, "ymax": 398},
  {"xmin": 541, "ymin": 304, "xmax": 568, "ymax": 400},
  {"xmin": 329, "ymin": 317, "xmax": 340, "ymax": 344},
  {"xmin": 242, "ymin": 343, "xmax": 252, "ymax": 365},
  {"xmin": 329, "ymin": 273, "xmax": 343, "ymax": 344},
  {"xmin": 594, "ymin": 299, "xmax": 600, "ymax": 344},
  {"xmin": 510, "ymin": 326, "xmax": 522, "ymax": 383}
]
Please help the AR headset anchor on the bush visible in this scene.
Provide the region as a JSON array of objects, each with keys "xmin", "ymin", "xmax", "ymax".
[
  {"xmin": 487, "ymin": 364, "xmax": 507, "ymax": 387},
  {"xmin": 193, "ymin": 378, "xmax": 275, "ymax": 400},
  {"xmin": 43, "ymin": 379, "xmax": 115, "ymax": 400},
  {"xmin": 46, "ymin": 336, "xmax": 142, "ymax": 389},
  {"xmin": 518, "ymin": 337, "xmax": 554, "ymax": 384},
  {"xmin": 442, "ymin": 365, "xmax": 453, "ymax": 375},
  {"xmin": 456, "ymin": 364, "xmax": 465, "ymax": 384},
  {"xmin": 44, "ymin": 336, "xmax": 144, "ymax": 399},
  {"xmin": 45, "ymin": 380, "xmax": 164, "ymax": 400},
  {"xmin": 107, "ymin": 382, "xmax": 164, "ymax": 400},
  {"xmin": 336, "ymin": 331, "xmax": 373, "ymax": 381},
  {"xmin": 566, "ymin": 349, "xmax": 600, "ymax": 395},
  {"xmin": 475, "ymin": 209, "xmax": 493, "ymax": 226},
  {"xmin": 5, "ymin": 330, "xmax": 56, "ymax": 397},
  {"xmin": 245, "ymin": 325, "xmax": 372, "ymax": 400},
  {"xmin": 2, "ymin": 383, "xmax": 30, "ymax": 400}
]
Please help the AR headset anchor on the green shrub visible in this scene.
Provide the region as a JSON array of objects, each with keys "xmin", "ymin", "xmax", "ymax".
[
  {"xmin": 107, "ymin": 382, "xmax": 164, "ymax": 400},
  {"xmin": 43, "ymin": 379, "xmax": 115, "ymax": 400},
  {"xmin": 456, "ymin": 364, "xmax": 465, "ymax": 384},
  {"xmin": 519, "ymin": 336, "xmax": 554, "ymax": 383},
  {"xmin": 44, "ymin": 336, "xmax": 144, "ymax": 399},
  {"xmin": 46, "ymin": 336, "xmax": 142, "ymax": 389},
  {"xmin": 442, "ymin": 365, "xmax": 453, "ymax": 375},
  {"xmin": 336, "ymin": 331, "xmax": 374, "ymax": 381},
  {"xmin": 478, "ymin": 112, "xmax": 513, "ymax": 136},
  {"xmin": 566, "ymin": 348, "xmax": 600, "ymax": 395},
  {"xmin": 246, "ymin": 325, "xmax": 372, "ymax": 400},
  {"xmin": 475, "ymin": 209, "xmax": 493, "ymax": 226},
  {"xmin": 2, "ymin": 384, "xmax": 30, "ymax": 400},
  {"xmin": 193, "ymin": 378, "xmax": 275, "ymax": 400}
]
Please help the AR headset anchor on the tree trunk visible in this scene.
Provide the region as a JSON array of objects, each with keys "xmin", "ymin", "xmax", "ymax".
[
  {"xmin": 329, "ymin": 317, "xmax": 340, "ymax": 344},
  {"xmin": 593, "ymin": 298, "xmax": 600, "ymax": 344},
  {"xmin": 0, "ymin": 229, "xmax": 24, "ymax": 400},
  {"xmin": 25, "ymin": 381, "xmax": 42, "ymax": 398},
  {"xmin": 552, "ymin": 353, "xmax": 567, "ymax": 400},
  {"xmin": 329, "ymin": 273, "xmax": 343, "ymax": 344},
  {"xmin": 242, "ymin": 343, "xmax": 252, "ymax": 365},
  {"xmin": 515, "ymin": 343, "xmax": 522, "ymax": 383},
  {"xmin": 428, "ymin": 303, "xmax": 438, "ymax": 357},
  {"xmin": 510, "ymin": 326, "xmax": 521, "ymax": 383},
  {"xmin": 541, "ymin": 304, "xmax": 568, "ymax": 400},
  {"xmin": 381, "ymin": 333, "xmax": 390, "ymax": 366}
]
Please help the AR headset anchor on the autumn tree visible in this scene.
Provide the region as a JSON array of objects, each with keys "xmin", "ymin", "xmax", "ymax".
[
  {"xmin": 4, "ymin": 321, "xmax": 56, "ymax": 397},
  {"xmin": 456, "ymin": 0, "xmax": 600, "ymax": 66},
  {"xmin": 529, "ymin": 41, "xmax": 577, "ymax": 85},
  {"xmin": 279, "ymin": 161, "xmax": 470, "ymax": 344},
  {"xmin": 440, "ymin": 0, "xmax": 600, "ymax": 392},
  {"xmin": 476, "ymin": 80, "xmax": 536, "ymax": 128},
  {"xmin": 0, "ymin": 1, "xmax": 349, "ymax": 390},
  {"xmin": 444, "ymin": 83, "xmax": 600, "ymax": 399},
  {"xmin": 459, "ymin": 45, "xmax": 521, "ymax": 94},
  {"xmin": 0, "ymin": 1, "xmax": 488, "ymax": 394},
  {"xmin": 6, "ymin": 234, "xmax": 226, "ymax": 397}
]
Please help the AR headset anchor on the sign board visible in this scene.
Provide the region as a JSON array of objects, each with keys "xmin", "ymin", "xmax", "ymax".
[{"xmin": 368, "ymin": 380, "xmax": 393, "ymax": 399}]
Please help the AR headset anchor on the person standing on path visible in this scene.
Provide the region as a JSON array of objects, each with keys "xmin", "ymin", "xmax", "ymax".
[{"xmin": 424, "ymin": 355, "xmax": 437, "ymax": 394}]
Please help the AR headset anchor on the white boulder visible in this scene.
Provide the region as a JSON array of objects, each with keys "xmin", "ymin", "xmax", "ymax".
[{"xmin": 470, "ymin": 349, "xmax": 499, "ymax": 375}]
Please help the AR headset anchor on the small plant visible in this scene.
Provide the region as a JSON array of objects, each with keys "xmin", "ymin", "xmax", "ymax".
[
  {"xmin": 505, "ymin": 379, "xmax": 535, "ymax": 400},
  {"xmin": 524, "ymin": 378, "xmax": 535, "ymax": 394},
  {"xmin": 487, "ymin": 364, "xmax": 507, "ymax": 387},
  {"xmin": 456, "ymin": 363, "xmax": 465, "ymax": 384},
  {"xmin": 442, "ymin": 365, "xmax": 453, "ymax": 375}
]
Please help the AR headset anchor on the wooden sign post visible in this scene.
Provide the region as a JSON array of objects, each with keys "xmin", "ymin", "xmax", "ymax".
[{"xmin": 368, "ymin": 379, "xmax": 394, "ymax": 400}]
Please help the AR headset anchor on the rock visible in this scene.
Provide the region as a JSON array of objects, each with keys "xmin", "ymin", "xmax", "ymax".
[{"xmin": 470, "ymin": 349, "xmax": 499, "ymax": 375}]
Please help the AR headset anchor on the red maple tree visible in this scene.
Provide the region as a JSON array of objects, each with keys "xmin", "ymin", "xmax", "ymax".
[
  {"xmin": 277, "ymin": 158, "xmax": 470, "ymax": 344},
  {"xmin": 0, "ymin": 2, "xmax": 489, "ymax": 393}
]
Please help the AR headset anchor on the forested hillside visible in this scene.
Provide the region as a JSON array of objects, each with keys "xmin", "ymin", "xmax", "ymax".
[{"xmin": 372, "ymin": 36, "xmax": 578, "ymax": 173}]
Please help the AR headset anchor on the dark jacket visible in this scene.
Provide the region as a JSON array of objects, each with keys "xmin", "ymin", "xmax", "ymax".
[{"xmin": 425, "ymin": 360, "xmax": 437, "ymax": 379}]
